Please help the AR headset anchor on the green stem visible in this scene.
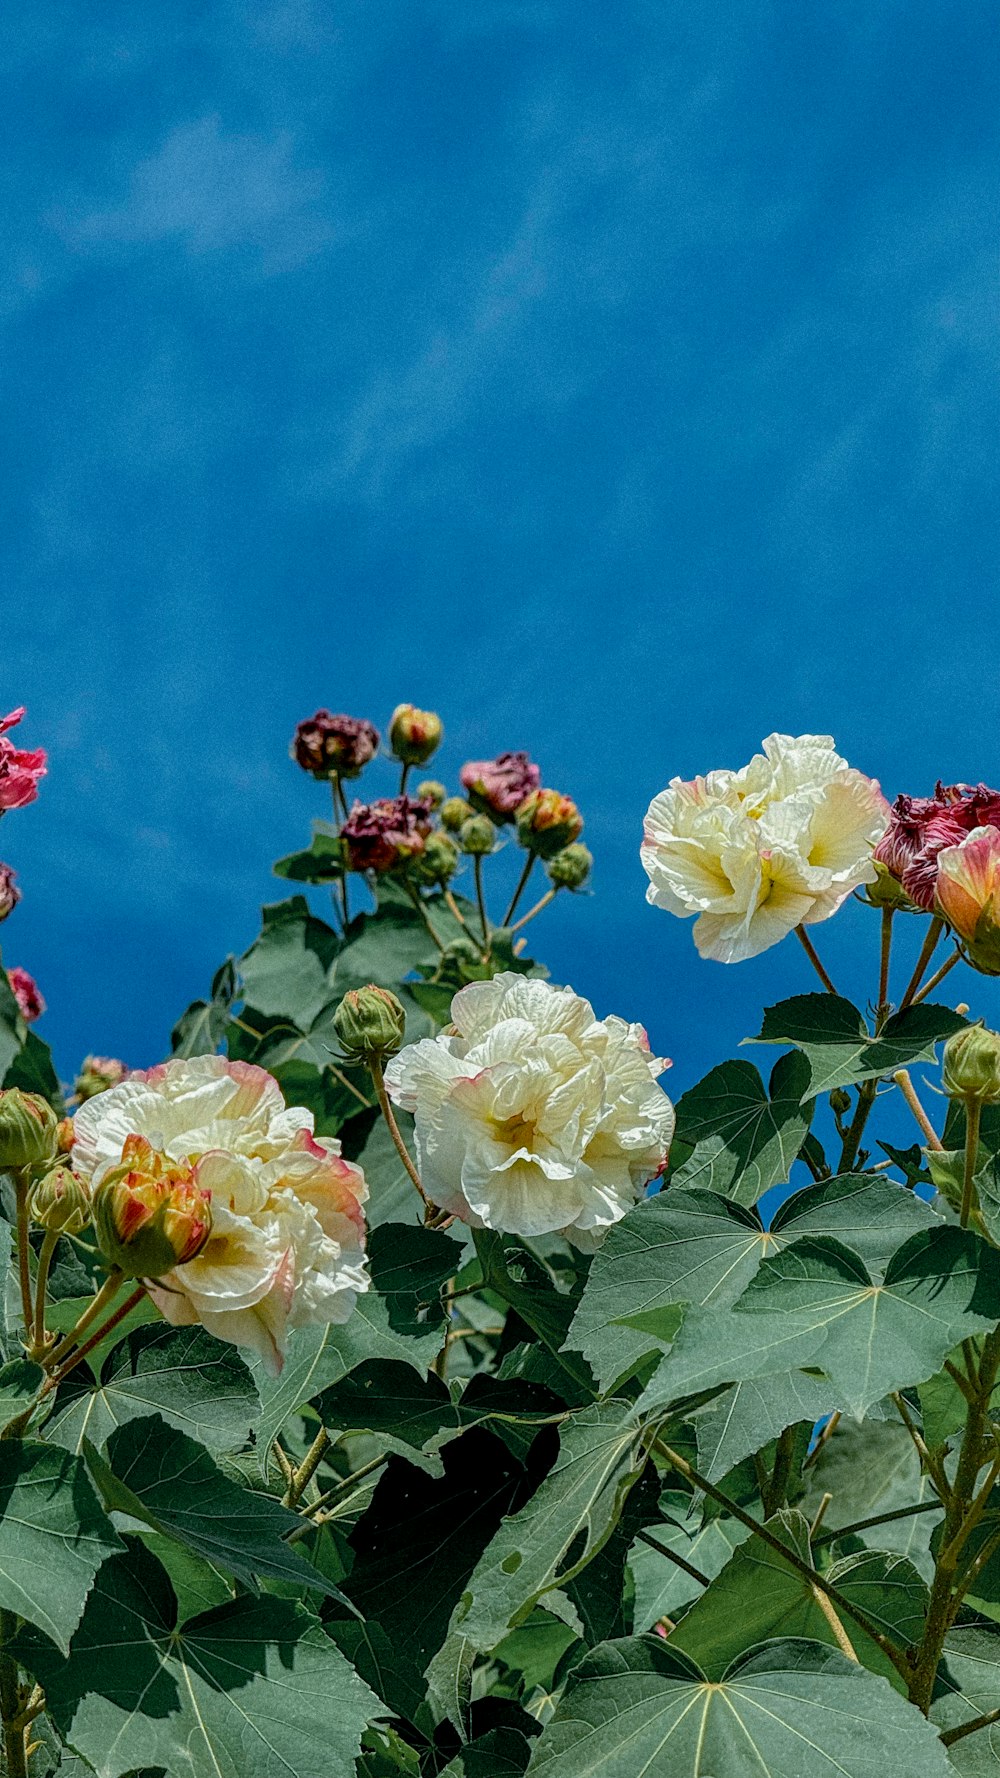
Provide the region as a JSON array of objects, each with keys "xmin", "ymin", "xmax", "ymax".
[
  {"xmin": 286, "ymin": 1451, "xmax": 389, "ymax": 1541},
  {"xmin": 813, "ymin": 1499, "xmax": 942, "ymax": 1547},
  {"xmin": 763, "ymin": 1424, "xmax": 796, "ymax": 1517},
  {"xmin": 399, "ymin": 763, "xmax": 411, "ymax": 796},
  {"xmin": 911, "ymin": 948, "xmax": 961, "ymax": 1006},
  {"xmin": 941, "ymin": 1706, "xmax": 1000, "ymax": 1750},
  {"xmin": 285, "ymin": 1427, "xmax": 330, "ymax": 1508},
  {"xmin": 892, "ymin": 1070, "xmax": 943, "ymax": 1151},
  {"xmin": 900, "ymin": 916, "xmax": 944, "ymax": 1010},
  {"xmin": 331, "ymin": 781, "xmax": 350, "ymax": 928},
  {"xmin": 11, "ymin": 1171, "xmax": 33, "ymax": 1340},
  {"xmin": 509, "ymin": 887, "xmax": 558, "ymax": 935},
  {"xmin": 43, "ymin": 1286, "xmax": 147, "ymax": 1393},
  {"xmin": 369, "ymin": 1056, "xmax": 429, "ymax": 1212},
  {"xmin": 43, "ymin": 1270, "xmax": 124, "ymax": 1370},
  {"xmin": 651, "ymin": 1435, "xmax": 910, "ymax": 1677},
  {"xmin": 503, "ymin": 853, "xmax": 536, "ymax": 927},
  {"xmin": 29, "ymin": 1230, "xmax": 59, "ymax": 1358},
  {"xmin": 878, "ymin": 907, "xmax": 894, "ymax": 1013},
  {"xmin": 0, "ymin": 1612, "xmax": 25, "ymax": 1778},
  {"xmin": 634, "ymin": 1527, "xmax": 709, "ymax": 1589},
  {"xmin": 838, "ymin": 1078, "xmax": 878, "ymax": 1174},
  {"xmin": 961, "ymin": 1101, "xmax": 982, "ymax": 1229},
  {"xmin": 473, "ymin": 855, "xmax": 490, "ymax": 946},
  {"xmin": 403, "ymin": 881, "xmax": 446, "ymax": 953},
  {"xmin": 795, "ymin": 925, "xmax": 839, "ymax": 995}
]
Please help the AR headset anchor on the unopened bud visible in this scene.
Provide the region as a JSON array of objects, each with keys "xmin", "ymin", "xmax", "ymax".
[
  {"xmin": 546, "ymin": 842, "xmax": 592, "ymax": 891},
  {"xmin": 94, "ymin": 1136, "xmax": 212, "ymax": 1278},
  {"xmin": 416, "ymin": 780, "xmax": 446, "ymax": 810},
  {"xmin": 864, "ymin": 859, "xmax": 916, "ymax": 911},
  {"xmin": 829, "ymin": 1088, "xmax": 852, "ymax": 1117},
  {"xmin": 942, "ymin": 1023, "xmax": 1000, "ymax": 1106},
  {"xmin": 440, "ymin": 797, "xmax": 472, "ymax": 833},
  {"xmin": 0, "ymin": 865, "xmax": 19, "ymax": 924},
  {"xmin": 74, "ymin": 1055, "xmax": 128, "ymax": 1103},
  {"xmin": 0, "ymin": 1090, "xmax": 58, "ymax": 1172},
  {"xmin": 389, "ymin": 704, "xmax": 443, "ymax": 767},
  {"xmin": 55, "ymin": 1118, "xmax": 76, "ymax": 1155},
  {"xmin": 333, "ymin": 985, "xmax": 406, "ymax": 1065},
  {"xmin": 411, "ymin": 832, "xmax": 459, "ymax": 887},
  {"xmin": 515, "ymin": 789, "xmax": 584, "ymax": 859},
  {"xmin": 30, "ymin": 1166, "xmax": 91, "ymax": 1235},
  {"xmin": 459, "ymin": 815, "xmax": 495, "ymax": 856}
]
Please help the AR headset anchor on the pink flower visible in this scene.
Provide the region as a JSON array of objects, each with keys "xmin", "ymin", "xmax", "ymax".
[
  {"xmin": 292, "ymin": 711, "xmax": 380, "ymax": 780},
  {"xmin": 460, "ymin": 750, "xmax": 540, "ymax": 822},
  {"xmin": 935, "ymin": 826, "xmax": 1000, "ymax": 973},
  {"xmin": 8, "ymin": 967, "xmax": 44, "ymax": 1023},
  {"xmin": 875, "ymin": 782, "xmax": 1000, "ymax": 911},
  {"xmin": 341, "ymin": 795, "xmax": 433, "ymax": 874},
  {"xmin": 0, "ymin": 709, "xmax": 46, "ymax": 813},
  {"xmin": 0, "ymin": 865, "xmax": 19, "ymax": 924}
]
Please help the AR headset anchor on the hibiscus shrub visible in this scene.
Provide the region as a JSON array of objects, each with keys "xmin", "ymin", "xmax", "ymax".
[{"xmin": 4, "ymin": 717, "xmax": 1000, "ymax": 1776}]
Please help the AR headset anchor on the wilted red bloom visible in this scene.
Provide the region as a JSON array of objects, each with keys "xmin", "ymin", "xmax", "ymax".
[
  {"xmin": 0, "ymin": 709, "xmax": 46, "ymax": 813},
  {"xmin": 7, "ymin": 967, "xmax": 44, "ymax": 1023},
  {"xmin": 292, "ymin": 711, "xmax": 380, "ymax": 780},
  {"xmin": 875, "ymin": 783, "xmax": 1000, "ymax": 911},
  {"xmin": 0, "ymin": 865, "xmax": 19, "ymax": 923},
  {"xmin": 460, "ymin": 750, "xmax": 540, "ymax": 822},
  {"xmin": 341, "ymin": 796, "xmax": 433, "ymax": 874}
]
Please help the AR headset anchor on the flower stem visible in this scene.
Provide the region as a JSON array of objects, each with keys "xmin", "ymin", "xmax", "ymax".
[
  {"xmin": 878, "ymin": 906, "xmax": 894, "ymax": 1013},
  {"xmin": 795, "ymin": 926, "xmax": 839, "ymax": 995},
  {"xmin": 403, "ymin": 881, "xmax": 446, "ymax": 953},
  {"xmin": 837, "ymin": 1078, "xmax": 878, "ymax": 1173},
  {"xmin": 399, "ymin": 763, "xmax": 411, "ymax": 796},
  {"xmin": 941, "ymin": 1706, "xmax": 1000, "ymax": 1749},
  {"xmin": 473, "ymin": 855, "xmax": 490, "ymax": 946},
  {"xmin": 11, "ymin": 1171, "xmax": 33, "ymax": 1340},
  {"xmin": 43, "ymin": 1286, "xmax": 147, "ymax": 1392},
  {"xmin": 444, "ymin": 889, "xmax": 487, "ymax": 958},
  {"xmin": 634, "ymin": 1526, "xmax": 710, "ymax": 1589},
  {"xmin": 892, "ymin": 1069, "xmax": 944, "ymax": 1150},
  {"xmin": 285, "ymin": 1427, "xmax": 330, "ymax": 1507},
  {"xmin": 43, "ymin": 1270, "xmax": 125, "ymax": 1370},
  {"xmin": 900, "ymin": 916, "xmax": 944, "ymax": 1009},
  {"xmin": 911, "ymin": 948, "xmax": 961, "ymax": 1006},
  {"xmin": 509, "ymin": 887, "xmax": 558, "ymax": 935},
  {"xmin": 503, "ymin": 854, "xmax": 536, "ymax": 927},
  {"xmin": 28, "ymin": 1231, "xmax": 59, "ymax": 1358},
  {"xmin": 368, "ymin": 1056, "xmax": 430, "ymax": 1212},
  {"xmin": 961, "ymin": 1100, "xmax": 982, "ymax": 1229},
  {"xmin": 330, "ymin": 782, "xmax": 350, "ymax": 928}
]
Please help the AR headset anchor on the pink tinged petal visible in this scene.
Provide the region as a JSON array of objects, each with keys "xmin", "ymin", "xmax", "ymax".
[
  {"xmin": 936, "ymin": 827, "xmax": 1000, "ymax": 941},
  {"xmin": 0, "ymin": 710, "xmax": 26, "ymax": 735}
]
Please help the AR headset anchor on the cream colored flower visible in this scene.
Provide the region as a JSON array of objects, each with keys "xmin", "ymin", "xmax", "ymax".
[
  {"xmin": 641, "ymin": 732, "xmax": 888, "ymax": 963},
  {"xmin": 384, "ymin": 973, "xmax": 673, "ymax": 1249},
  {"xmin": 72, "ymin": 1054, "xmax": 369, "ymax": 1370}
]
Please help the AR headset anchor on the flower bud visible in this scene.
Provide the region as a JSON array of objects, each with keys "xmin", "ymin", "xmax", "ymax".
[
  {"xmin": 0, "ymin": 1090, "xmax": 58, "ymax": 1172},
  {"xmin": 94, "ymin": 1136, "xmax": 212, "ymax": 1278},
  {"xmin": 292, "ymin": 711, "xmax": 380, "ymax": 781},
  {"xmin": 389, "ymin": 704, "xmax": 443, "ymax": 767},
  {"xmin": 333, "ymin": 985, "xmax": 407, "ymax": 1065},
  {"xmin": 416, "ymin": 780, "xmax": 446, "ymax": 810},
  {"xmin": 459, "ymin": 815, "xmax": 496, "ymax": 856},
  {"xmin": 411, "ymin": 831, "xmax": 460, "ymax": 887},
  {"xmin": 440, "ymin": 797, "xmax": 472, "ymax": 832},
  {"xmin": 829, "ymin": 1088, "xmax": 852, "ymax": 1117},
  {"xmin": 0, "ymin": 865, "xmax": 19, "ymax": 924},
  {"xmin": 546, "ymin": 842, "xmax": 593, "ymax": 891},
  {"xmin": 863, "ymin": 859, "xmax": 915, "ymax": 911},
  {"xmin": 30, "ymin": 1166, "xmax": 91, "ymax": 1235},
  {"xmin": 55, "ymin": 1118, "xmax": 76, "ymax": 1155},
  {"xmin": 74, "ymin": 1055, "xmax": 128, "ymax": 1103},
  {"xmin": 942, "ymin": 1023, "xmax": 1000, "ymax": 1106},
  {"xmin": 935, "ymin": 827, "xmax": 1000, "ymax": 975},
  {"xmin": 7, "ymin": 967, "xmax": 44, "ymax": 1024},
  {"xmin": 515, "ymin": 789, "xmax": 584, "ymax": 859},
  {"xmin": 461, "ymin": 752, "xmax": 540, "ymax": 823}
]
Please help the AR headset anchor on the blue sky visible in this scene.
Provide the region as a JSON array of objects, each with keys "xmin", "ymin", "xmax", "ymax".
[{"xmin": 2, "ymin": 0, "xmax": 998, "ymax": 1105}]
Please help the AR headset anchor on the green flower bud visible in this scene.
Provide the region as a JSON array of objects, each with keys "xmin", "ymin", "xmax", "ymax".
[
  {"xmin": 389, "ymin": 704, "xmax": 443, "ymax": 767},
  {"xmin": 942, "ymin": 1023, "xmax": 1000, "ymax": 1105},
  {"xmin": 0, "ymin": 1090, "xmax": 58, "ymax": 1173},
  {"xmin": 440, "ymin": 797, "xmax": 472, "ymax": 833},
  {"xmin": 333, "ymin": 985, "xmax": 407, "ymax": 1064},
  {"xmin": 410, "ymin": 831, "xmax": 460, "ymax": 887},
  {"xmin": 30, "ymin": 1166, "xmax": 91, "ymax": 1235},
  {"xmin": 546, "ymin": 842, "xmax": 593, "ymax": 891},
  {"xmin": 863, "ymin": 859, "xmax": 916, "ymax": 911},
  {"xmin": 515, "ymin": 789, "xmax": 584, "ymax": 859},
  {"xmin": 459, "ymin": 815, "xmax": 496, "ymax": 856},
  {"xmin": 416, "ymin": 780, "xmax": 447, "ymax": 810},
  {"xmin": 829, "ymin": 1088, "xmax": 852, "ymax": 1116}
]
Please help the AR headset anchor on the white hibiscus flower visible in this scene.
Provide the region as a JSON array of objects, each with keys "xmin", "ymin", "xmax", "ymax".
[
  {"xmin": 384, "ymin": 974, "xmax": 674, "ymax": 1250},
  {"xmin": 641, "ymin": 732, "xmax": 888, "ymax": 962},
  {"xmin": 72, "ymin": 1053, "xmax": 369, "ymax": 1370}
]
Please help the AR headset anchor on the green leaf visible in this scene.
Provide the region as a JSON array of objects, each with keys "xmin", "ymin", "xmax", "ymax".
[
  {"xmin": 249, "ymin": 1284, "xmax": 443, "ymax": 1468},
  {"xmin": 629, "ymin": 1496, "xmax": 750, "ymax": 1629},
  {"xmin": 439, "ymin": 1728, "xmax": 537, "ymax": 1777},
  {"xmin": 17, "ymin": 1541, "xmax": 380, "ymax": 1778},
  {"xmin": 171, "ymin": 957, "xmax": 238, "ymax": 1057},
  {"xmin": 803, "ymin": 1417, "xmax": 940, "ymax": 1580},
  {"xmin": 3, "ymin": 1030, "xmax": 64, "ymax": 1107},
  {"xmin": 0, "ymin": 964, "xmax": 26, "ymax": 1082},
  {"xmin": 669, "ymin": 1051, "xmax": 814, "ymax": 1204},
  {"xmin": 317, "ymin": 1360, "xmax": 554, "ymax": 1473},
  {"xmin": 46, "ymin": 1325, "xmax": 259, "ymax": 1456},
  {"xmin": 135, "ymin": 1532, "xmax": 233, "ymax": 1625},
  {"xmin": 0, "ymin": 1357, "xmax": 44, "ymax": 1431},
  {"xmin": 524, "ymin": 1636, "xmax": 954, "ymax": 1776},
  {"xmin": 44, "ymin": 1294, "xmax": 160, "ymax": 1375},
  {"xmin": 441, "ymin": 1403, "xmax": 646, "ymax": 1659},
  {"xmin": 691, "ymin": 1369, "xmax": 835, "ymax": 1483},
  {"xmin": 342, "ymin": 1111, "xmax": 429, "ymax": 1227},
  {"xmin": 0, "ymin": 1439, "xmax": 123, "ymax": 1652},
  {"xmin": 748, "ymin": 992, "xmax": 967, "ymax": 1097},
  {"xmin": 670, "ymin": 1511, "xmax": 925, "ymax": 1688},
  {"xmin": 640, "ymin": 1227, "xmax": 1000, "ymax": 1420},
  {"xmin": 367, "ymin": 1219, "xmax": 466, "ymax": 1334},
  {"xmin": 566, "ymin": 1190, "xmax": 777, "ymax": 1392},
  {"xmin": 273, "ymin": 826, "xmax": 345, "ymax": 883},
  {"xmin": 239, "ymin": 896, "xmax": 341, "ymax": 1026},
  {"xmin": 931, "ymin": 1626, "xmax": 1000, "ymax": 1773},
  {"xmin": 769, "ymin": 1172, "xmax": 941, "ymax": 1276},
  {"xmin": 86, "ymin": 1417, "xmax": 342, "ymax": 1599}
]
